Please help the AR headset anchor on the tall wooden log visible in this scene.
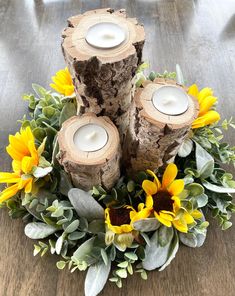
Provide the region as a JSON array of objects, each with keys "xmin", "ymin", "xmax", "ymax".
[
  {"xmin": 57, "ymin": 113, "xmax": 121, "ymax": 191},
  {"xmin": 61, "ymin": 8, "xmax": 145, "ymax": 140},
  {"xmin": 124, "ymin": 78, "xmax": 199, "ymax": 174}
]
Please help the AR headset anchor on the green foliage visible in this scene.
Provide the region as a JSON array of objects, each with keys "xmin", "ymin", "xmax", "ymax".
[{"xmin": 20, "ymin": 84, "xmax": 77, "ymax": 159}]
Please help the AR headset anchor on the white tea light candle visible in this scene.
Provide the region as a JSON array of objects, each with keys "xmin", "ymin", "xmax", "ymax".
[
  {"xmin": 152, "ymin": 85, "xmax": 189, "ymax": 115},
  {"xmin": 85, "ymin": 22, "xmax": 126, "ymax": 49},
  {"xmin": 73, "ymin": 124, "xmax": 108, "ymax": 152}
]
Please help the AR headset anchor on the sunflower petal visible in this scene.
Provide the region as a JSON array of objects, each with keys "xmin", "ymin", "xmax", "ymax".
[
  {"xmin": 142, "ymin": 180, "xmax": 158, "ymax": 195},
  {"xmin": 21, "ymin": 156, "xmax": 34, "ymax": 174},
  {"xmin": 154, "ymin": 212, "xmax": 172, "ymax": 227},
  {"xmin": 145, "ymin": 195, "xmax": 154, "ymax": 208},
  {"xmin": 188, "ymin": 84, "xmax": 199, "ymax": 98},
  {"xmin": 198, "ymin": 87, "xmax": 213, "ymax": 103},
  {"xmin": 168, "ymin": 179, "xmax": 184, "ymax": 196},
  {"xmin": 182, "ymin": 211, "xmax": 195, "ymax": 224},
  {"xmin": 146, "ymin": 169, "xmax": 161, "ymax": 189},
  {"xmin": 199, "ymin": 96, "xmax": 217, "ymax": 116},
  {"xmin": 192, "ymin": 110, "xmax": 220, "ymax": 129},
  {"xmin": 0, "ymin": 184, "xmax": 19, "ymax": 203},
  {"xmin": 162, "ymin": 163, "xmax": 178, "ymax": 189},
  {"xmin": 172, "ymin": 220, "xmax": 188, "ymax": 233},
  {"xmin": 0, "ymin": 172, "xmax": 20, "ymax": 183},
  {"xmin": 191, "ymin": 209, "xmax": 203, "ymax": 219}
]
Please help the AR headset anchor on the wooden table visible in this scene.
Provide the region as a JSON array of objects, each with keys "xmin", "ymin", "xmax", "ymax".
[{"xmin": 0, "ymin": 0, "xmax": 234, "ymax": 295}]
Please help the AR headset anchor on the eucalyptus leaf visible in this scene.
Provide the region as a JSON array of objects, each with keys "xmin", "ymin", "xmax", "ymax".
[
  {"xmin": 24, "ymin": 222, "xmax": 57, "ymax": 239},
  {"xmin": 64, "ymin": 219, "xmax": 80, "ymax": 234},
  {"xmin": 32, "ymin": 83, "xmax": 47, "ymax": 97},
  {"xmin": 142, "ymin": 228, "xmax": 174, "ymax": 270},
  {"xmin": 68, "ymin": 188, "xmax": 104, "ymax": 221},
  {"xmin": 202, "ymin": 181, "xmax": 235, "ymax": 193},
  {"xmin": 178, "ymin": 138, "xmax": 193, "ymax": 157},
  {"xmin": 84, "ymin": 260, "xmax": 111, "ymax": 296},
  {"xmin": 195, "ymin": 142, "xmax": 214, "ymax": 178},
  {"xmin": 196, "ymin": 193, "xmax": 208, "ymax": 208},
  {"xmin": 133, "ymin": 218, "xmax": 160, "ymax": 232},
  {"xmin": 186, "ymin": 183, "xmax": 204, "ymax": 197},
  {"xmin": 56, "ymin": 235, "xmax": 64, "ymax": 255}
]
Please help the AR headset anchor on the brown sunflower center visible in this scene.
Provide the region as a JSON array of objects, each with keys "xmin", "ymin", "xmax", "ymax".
[
  {"xmin": 152, "ymin": 191, "xmax": 174, "ymax": 213},
  {"xmin": 109, "ymin": 207, "xmax": 131, "ymax": 226}
]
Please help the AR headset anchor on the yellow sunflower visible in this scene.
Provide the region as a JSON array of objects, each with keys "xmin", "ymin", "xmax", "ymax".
[
  {"xmin": 142, "ymin": 163, "xmax": 202, "ymax": 233},
  {"xmin": 105, "ymin": 204, "xmax": 150, "ymax": 251},
  {"xmin": 105, "ymin": 204, "xmax": 149, "ymax": 234},
  {"xmin": 50, "ymin": 67, "xmax": 74, "ymax": 96},
  {"xmin": 188, "ymin": 84, "xmax": 220, "ymax": 129},
  {"xmin": 0, "ymin": 127, "xmax": 46, "ymax": 203}
]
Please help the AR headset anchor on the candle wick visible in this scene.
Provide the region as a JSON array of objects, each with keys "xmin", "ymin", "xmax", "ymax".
[
  {"xmin": 85, "ymin": 131, "xmax": 97, "ymax": 140},
  {"xmin": 102, "ymin": 33, "xmax": 115, "ymax": 40},
  {"xmin": 162, "ymin": 97, "xmax": 177, "ymax": 105}
]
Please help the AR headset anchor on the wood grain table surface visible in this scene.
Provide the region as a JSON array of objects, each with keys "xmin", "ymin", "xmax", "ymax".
[{"xmin": 0, "ymin": 0, "xmax": 235, "ymax": 295}]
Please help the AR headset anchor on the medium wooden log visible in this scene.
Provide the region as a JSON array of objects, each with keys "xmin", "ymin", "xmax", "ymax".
[
  {"xmin": 57, "ymin": 113, "xmax": 121, "ymax": 191},
  {"xmin": 61, "ymin": 8, "xmax": 145, "ymax": 140},
  {"xmin": 124, "ymin": 78, "xmax": 199, "ymax": 174}
]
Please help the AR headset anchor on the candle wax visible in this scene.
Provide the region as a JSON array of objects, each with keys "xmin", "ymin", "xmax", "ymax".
[
  {"xmin": 73, "ymin": 124, "xmax": 108, "ymax": 152},
  {"xmin": 152, "ymin": 85, "xmax": 189, "ymax": 115},
  {"xmin": 85, "ymin": 22, "xmax": 126, "ymax": 49}
]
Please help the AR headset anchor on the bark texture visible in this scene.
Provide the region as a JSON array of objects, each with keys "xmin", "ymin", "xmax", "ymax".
[
  {"xmin": 57, "ymin": 113, "xmax": 121, "ymax": 191},
  {"xmin": 124, "ymin": 78, "xmax": 199, "ymax": 174},
  {"xmin": 61, "ymin": 8, "xmax": 145, "ymax": 140}
]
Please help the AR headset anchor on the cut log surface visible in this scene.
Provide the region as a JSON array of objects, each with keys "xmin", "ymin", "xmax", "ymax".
[
  {"xmin": 124, "ymin": 78, "xmax": 199, "ymax": 174},
  {"xmin": 62, "ymin": 8, "xmax": 145, "ymax": 140},
  {"xmin": 57, "ymin": 113, "xmax": 121, "ymax": 191}
]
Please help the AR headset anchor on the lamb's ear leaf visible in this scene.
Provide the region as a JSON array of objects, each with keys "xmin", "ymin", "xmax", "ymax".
[
  {"xmin": 142, "ymin": 227, "xmax": 174, "ymax": 270},
  {"xmin": 25, "ymin": 222, "xmax": 57, "ymax": 239},
  {"xmin": 159, "ymin": 231, "xmax": 179, "ymax": 271},
  {"xmin": 68, "ymin": 188, "xmax": 104, "ymax": 221},
  {"xmin": 133, "ymin": 218, "xmax": 160, "ymax": 232},
  {"xmin": 179, "ymin": 232, "xmax": 198, "ymax": 248},
  {"xmin": 85, "ymin": 259, "xmax": 111, "ymax": 296}
]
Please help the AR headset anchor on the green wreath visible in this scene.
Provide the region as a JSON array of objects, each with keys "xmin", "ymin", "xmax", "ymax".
[{"xmin": 0, "ymin": 65, "xmax": 235, "ymax": 296}]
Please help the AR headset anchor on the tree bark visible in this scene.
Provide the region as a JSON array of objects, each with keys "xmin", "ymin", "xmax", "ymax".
[
  {"xmin": 124, "ymin": 78, "xmax": 199, "ymax": 174},
  {"xmin": 57, "ymin": 113, "xmax": 121, "ymax": 191},
  {"xmin": 61, "ymin": 8, "xmax": 145, "ymax": 141}
]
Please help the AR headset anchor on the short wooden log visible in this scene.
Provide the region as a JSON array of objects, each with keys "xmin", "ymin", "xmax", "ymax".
[
  {"xmin": 62, "ymin": 8, "xmax": 145, "ymax": 140},
  {"xmin": 57, "ymin": 113, "xmax": 121, "ymax": 191},
  {"xmin": 124, "ymin": 78, "xmax": 199, "ymax": 174}
]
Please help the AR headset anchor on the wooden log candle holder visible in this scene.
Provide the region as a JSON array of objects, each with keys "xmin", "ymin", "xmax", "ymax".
[
  {"xmin": 124, "ymin": 78, "xmax": 199, "ymax": 174},
  {"xmin": 61, "ymin": 8, "xmax": 145, "ymax": 140},
  {"xmin": 57, "ymin": 113, "xmax": 121, "ymax": 191}
]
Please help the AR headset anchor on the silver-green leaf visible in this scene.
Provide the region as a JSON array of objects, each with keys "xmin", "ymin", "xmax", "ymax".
[
  {"xmin": 195, "ymin": 142, "xmax": 214, "ymax": 178},
  {"xmin": 68, "ymin": 188, "xmax": 104, "ymax": 221},
  {"xmin": 85, "ymin": 260, "xmax": 111, "ymax": 296},
  {"xmin": 133, "ymin": 218, "xmax": 160, "ymax": 232},
  {"xmin": 142, "ymin": 228, "xmax": 174, "ymax": 270},
  {"xmin": 178, "ymin": 138, "xmax": 193, "ymax": 157},
  {"xmin": 202, "ymin": 181, "xmax": 235, "ymax": 193},
  {"xmin": 24, "ymin": 222, "xmax": 57, "ymax": 239}
]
